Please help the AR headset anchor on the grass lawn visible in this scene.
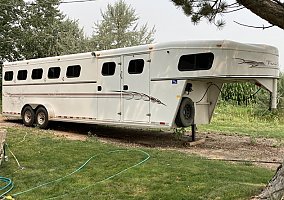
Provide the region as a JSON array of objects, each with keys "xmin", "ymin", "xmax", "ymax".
[
  {"xmin": 200, "ymin": 103, "xmax": 284, "ymax": 139},
  {"xmin": 0, "ymin": 126, "xmax": 274, "ymax": 200}
]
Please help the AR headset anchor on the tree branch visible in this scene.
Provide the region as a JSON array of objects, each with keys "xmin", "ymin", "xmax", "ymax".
[
  {"xmin": 233, "ymin": 20, "xmax": 274, "ymax": 29},
  {"xmin": 271, "ymin": 0, "xmax": 284, "ymax": 8},
  {"xmin": 171, "ymin": 0, "xmax": 284, "ymax": 30},
  {"xmin": 237, "ymin": 0, "xmax": 284, "ymax": 29},
  {"xmin": 223, "ymin": 7, "xmax": 245, "ymax": 13}
]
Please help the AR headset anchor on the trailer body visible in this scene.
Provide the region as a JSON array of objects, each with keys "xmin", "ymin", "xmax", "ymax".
[{"xmin": 2, "ymin": 40, "xmax": 279, "ymax": 128}]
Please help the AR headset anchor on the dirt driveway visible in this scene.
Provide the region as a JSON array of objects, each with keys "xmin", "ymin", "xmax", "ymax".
[{"xmin": 1, "ymin": 116, "xmax": 283, "ymax": 170}]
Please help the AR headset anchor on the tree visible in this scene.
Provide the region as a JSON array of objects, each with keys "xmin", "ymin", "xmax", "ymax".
[
  {"xmin": 0, "ymin": 0, "xmax": 89, "ymax": 60},
  {"xmin": 57, "ymin": 18, "xmax": 90, "ymax": 55},
  {"xmin": 91, "ymin": 0, "xmax": 155, "ymax": 50},
  {"xmin": 0, "ymin": 0, "xmax": 25, "ymax": 62},
  {"xmin": 0, "ymin": 0, "xmax": 25, "ymax": 90},
  {"xmin": 170, "ymin": 0, "xmax": 284, "ymax": 29},
  {"xmin": 256, "ymin": 163, "xmax": 284, "ymax": 199},
  {"xmin": 20, "ymin": 0, "xmax": 65, "ymax": 59},
  {"xmin": 0, "ymin": 0, "xmax": 89, "ymax": 89}
]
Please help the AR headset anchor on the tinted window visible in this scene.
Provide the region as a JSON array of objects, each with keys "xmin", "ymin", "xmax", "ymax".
[
  {"xmin": 128, "ymin": 59, "xmax": 144, "ymax": 74},
  {"xmin": 31, "ymin": 68, "xmax": 43, "ymax": 80},
  {"xmin": 66, "ymin": 65, "xmax": 81, "ymax": 78},
  {"xmin": 178, "ymin": 53, "xmax": 214, "ymax": 71},
  {"xmin": 4, "ymin": 71, "xmax": 13, "ymax": 81},
  {"xmin": 17, "ymin": 70, "xmax": 27, "ymax": 80},
  {"xmin": 48, "ymin": 67, "xmax": 61, "ymax": 79},
  {"xmin": 101, "ymin": 62, "xmax": 116, "ymax": 76}
]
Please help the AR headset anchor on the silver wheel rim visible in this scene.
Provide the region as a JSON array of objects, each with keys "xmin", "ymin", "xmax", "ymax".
[
  {"xmin": 37, "ymin": 112, "xmax": 46, "ymax": 125},
  {"xmin": 182, "ymin": 104, "xmax": 192, "ymax": 120},
  {"xmin": 24, "ymin": 111, "xmax": 32, "ymax": 123}
]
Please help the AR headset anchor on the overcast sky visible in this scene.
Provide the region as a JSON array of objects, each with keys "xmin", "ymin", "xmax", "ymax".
[{"xmin": 59, "ymin": 0, "xmax": 284, "ymax": 70}]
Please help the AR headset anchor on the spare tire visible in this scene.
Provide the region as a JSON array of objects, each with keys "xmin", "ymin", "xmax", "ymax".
[{"xmin": 175, "ymin": 98, "xmax": 195, "ymax": 127}]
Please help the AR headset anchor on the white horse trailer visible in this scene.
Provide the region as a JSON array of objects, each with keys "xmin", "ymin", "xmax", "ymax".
[{"xmin": 2, "ymin": 40, "xmax": 279, "ymax": 129}]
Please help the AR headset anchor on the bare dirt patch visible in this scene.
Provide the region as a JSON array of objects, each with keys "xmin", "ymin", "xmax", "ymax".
[
  {"xmin": 89, "ymin": 127, "xmax": 284, "ymax": 169},
  {"xmin": 1, "ymin": 117, "xmax": 283, "ymax": 170}
]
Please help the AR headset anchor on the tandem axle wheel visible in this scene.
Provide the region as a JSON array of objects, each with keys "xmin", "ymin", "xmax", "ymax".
[{"xmin": 21, "ymin": 105, "xmax": 49, "ymax": 129}]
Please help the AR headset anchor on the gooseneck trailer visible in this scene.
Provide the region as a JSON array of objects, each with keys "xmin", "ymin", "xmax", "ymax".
[{"xmin": 2, "ymin": 40, "xmax": 279, "ymax": 129}]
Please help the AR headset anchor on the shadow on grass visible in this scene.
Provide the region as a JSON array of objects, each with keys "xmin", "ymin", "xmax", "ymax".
[{"xmin": 3, "ymin": 119, "xmax": 190, "ymax": 148}]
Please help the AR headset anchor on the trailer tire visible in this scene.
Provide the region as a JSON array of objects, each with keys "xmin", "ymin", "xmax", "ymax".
[
  {"xmin": 22, "ymin": 106, "xmax": 35, "ymax": 127},
  {"xmin": 175, "ymin": 98, "xmax": 195, "ymax": 127},
  {"xmin": 35, "ymin": 107, "xmax": 49, "ymax": 129}
]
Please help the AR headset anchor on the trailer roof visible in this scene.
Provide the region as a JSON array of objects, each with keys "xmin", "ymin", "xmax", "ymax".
[
  {"xmin": 4, "ymin": 40, "xmax": 278, "ymax": 67},
  {"xmin": 95, "ymin": 40, "xmax": 278, "ymax": 57}
]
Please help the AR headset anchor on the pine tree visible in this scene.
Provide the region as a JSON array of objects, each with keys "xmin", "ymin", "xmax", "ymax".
[{"xmin": 171, "ymin": 0, "xmax": 284, "ymax": 30}]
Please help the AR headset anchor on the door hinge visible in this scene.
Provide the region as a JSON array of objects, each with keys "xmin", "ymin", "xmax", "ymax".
[
  {"xmin": 117, "ymin": 112, "xmax": 122, "ymax": 115},
  {"xmin": 118, "ymin": 62, "xmax": 122, "ymax": 65},
  {"xmin": 146, "ymin": 113, "xmax": 151, "ymax": 117},
  {"xmin": 147, "ymin": 59, "xmax": 151, "ymax": 62}
]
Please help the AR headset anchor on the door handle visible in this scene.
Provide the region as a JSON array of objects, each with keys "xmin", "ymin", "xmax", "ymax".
[{"xmin": 123, "ymin": 85, "xmax": 128, "ymax": 90}]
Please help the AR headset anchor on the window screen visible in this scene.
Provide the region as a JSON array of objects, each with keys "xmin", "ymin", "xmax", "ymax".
[
  {"xmin": 32, "ymin": 68, "xmax": 43, "ymax": 80},
  {"xmin": 17, "ymin": 70, "xmax": 28, "ymax": 80},
  {"xmin": 178, "ymin": 53, "xmax": 214, "ymax": 71},
  {"xmin": 101, "ymin": 62, "xmax": 116, "ymax": 76},
  {"xmin": 4, "ymin": 71, "xmax": 13, "ymax": 81},
  {"xmin": 128, "ymin": 59, "xmax": 144, "ymax": 74},
  {"xmin": 66, "ymin": 65, "xmax": 81, "ymax": 78},
  {"xmin": 48, "ymin": 67, "xmax": 61, "ymax": 79}
]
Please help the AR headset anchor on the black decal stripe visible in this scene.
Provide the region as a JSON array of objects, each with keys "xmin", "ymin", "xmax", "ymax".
[
  {"xmin": 5, "ymin": 91, "xmax": 166, "ymax": 105},
  {"xmin": 5, "ymin": 93, "xmax": 122, "ymax": 97},
  {"xmin": 3, "ymin": 81, "xmax": 97, "ymax": 87},
  {"xmin": 151, "ymin": 75, "xmax": 277, "ymax": 81}
]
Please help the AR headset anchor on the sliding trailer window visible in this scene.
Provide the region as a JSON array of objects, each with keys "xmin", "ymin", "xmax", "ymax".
[
  {"xmin": 17, "ymin": 70, "xmax": 28, "ymax": 80},
  {"xmin": 66, "ymin": 65, "xmax": 81, "ymax": 78},
  {"xmin": 128, "ymin": 59, "xmax": 144, "ymax": 74},
  {"xmin": 101, "ymin": 62, "xmax": 116, "ymax": 76},
  {"xmin": 48, "ymin": 67, "xmax": 61, "ymax": 79},
  {"xmin": 178, "ymin": 52, "xmax": 214, "ymax": 71},
  {"xmin": 4, "ymin": 71, "xmax": 13, "ymax": 81},
  {"xmin": 32, "ymin": 68, "xmax": 43, "ymax": 80}
]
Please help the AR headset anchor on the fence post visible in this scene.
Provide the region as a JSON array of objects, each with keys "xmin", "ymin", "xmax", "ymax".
[{"xmin": 0, "ymin": 129, "xmax": 7, "ymax": 166}]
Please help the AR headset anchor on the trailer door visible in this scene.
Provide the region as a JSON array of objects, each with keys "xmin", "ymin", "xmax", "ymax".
[
  {"xmin": 122, "ymin": 54, "xmax": 150, "ymax": 123},
  {"xmin": 97, "ymin": 57, "xmax": 122, "ymax": 121}
]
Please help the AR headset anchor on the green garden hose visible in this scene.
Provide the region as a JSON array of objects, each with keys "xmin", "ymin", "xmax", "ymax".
[
  {"xmin": 0, "ymin": 176, "xmax": 14, "ymax": 198},
  {"xmin": 3, "ymin": 149, "xmax": 150, "ymax": 200}
]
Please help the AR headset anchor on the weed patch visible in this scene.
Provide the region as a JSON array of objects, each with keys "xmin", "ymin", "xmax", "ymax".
[{"xmin": 200, "ymin": 103, "xmax": 284, "ymax": 139}]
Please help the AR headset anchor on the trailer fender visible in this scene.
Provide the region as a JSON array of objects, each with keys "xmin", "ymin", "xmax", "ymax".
[
  {"xmin": 39, "ymin": 104, "xmax": 55, "ymax": 120},
  {"xmin": 27, "ymin": 104, "xmax": 55, "ymax": 120}
]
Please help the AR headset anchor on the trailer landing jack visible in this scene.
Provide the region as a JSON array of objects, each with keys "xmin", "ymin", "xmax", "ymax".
[
  {"xmin": 191, "ymin": 124, "xmax": 196, "ymax": 142},
  {"xmin": 180, "ymin": 124, "xmax": 206, "ymax": 147}
]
